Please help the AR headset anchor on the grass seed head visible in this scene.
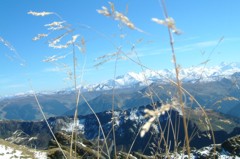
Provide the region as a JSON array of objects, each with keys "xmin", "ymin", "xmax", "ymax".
[
  {"xmin": 32, "ymin": 34, "xmax": 48, "ymax": 41},
  {"xmin": 45, "ymin": 21, "xmax": 65, "ymax": 30},
  {"xmin": 152, "ymin": 17, "xmax": 181, "ymax": 35},
  {"xmin": 28, "ymin": 11, "xmax": 53, "ymax": 16},
  {"xmin": 141, "ymin": 103, "xmax": 171, "ymax": 137},
  {"xmin": 97, "ymin": 2, "xmax": 137, "ymax": 30}
]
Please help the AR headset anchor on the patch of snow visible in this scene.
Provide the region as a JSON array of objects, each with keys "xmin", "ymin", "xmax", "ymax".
[
  {"xmin": 129, "ymin": 110, "xmax": 139, "ymax": 121},
  {"xmin": 0, "ymin": 145, "xmax": 22, "ymax": 159},
  {"xmin": 0, "ymin": 144, "xmax": 47, "ymax": 159},
  {"xmin": 197, "ymin": 146, "xmax": 211, "ymax": 156},
  {"xmin": 32, "ymin": 150, "xmax": 47, "ymax": 159},
  {"xmin": 61, "ymin": 119, "xmax": 85, "ymax": 133},
  {"xmin": 126, "ymin": 109, "xmax": 144, "ymax": 121}
]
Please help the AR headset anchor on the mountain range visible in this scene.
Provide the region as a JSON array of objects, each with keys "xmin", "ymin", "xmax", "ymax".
[
  {"xmin": 0, "ymin": 62, "xmax": 239, "ymax": 121},
  {"xmin": 78, "ymin": 62, "xmax": 240, "ymax": 91},
  {"xmin": 0, "ymin": 59, "xmax": 240, "ymax": 158},
  {"xmin": 1, "ymin": 62, "xmax": 240, "ymax": 99}
]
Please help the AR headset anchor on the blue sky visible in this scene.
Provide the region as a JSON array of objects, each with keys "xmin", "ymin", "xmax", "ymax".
[{"xmin": 0, "ymin": 0, "xmax": 240, "ymax": 96}]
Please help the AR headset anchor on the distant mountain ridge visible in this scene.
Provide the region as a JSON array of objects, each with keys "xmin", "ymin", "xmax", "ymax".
[
  {"xmin": 0, "ymin": 62, "xmax": 239, "ymax": 121},
  {"xmin": 78, "ymin": 62, "xmax": 240, "ymax": 91},
  {"xmin": 1, "ymin": 62, "xmax": 239, "ymax": 100}
]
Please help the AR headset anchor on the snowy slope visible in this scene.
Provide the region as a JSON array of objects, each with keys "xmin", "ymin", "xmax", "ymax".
[
  {"xmin": 79, "ymin": 62, "xmax": 240, "ymax": 91},
  {"xmin": 2, "ymin": 62, "xmax": 240, "ymax": 99},
  {"xmin": 0, "ymin": 140, "xmax": 47, "ymax": 159}
]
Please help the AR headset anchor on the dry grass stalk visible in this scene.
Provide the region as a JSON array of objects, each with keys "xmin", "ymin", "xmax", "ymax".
[
  {"xmin": 213, "ymin": 96, "xmax": 239, "ymax": 106},
  {"xmin": 29, "ymin": 10, "xmax": 86, "ymax": 158},
  {"xmin": 25, "ymin": 2, "xmax": 222, "ymax": 158},
  {"xmin": 0, "ymin": 36, "xmax": 15, "ymax": 51},
  {"xmin": 94, "ymin": 50, "xmax": 122, "ymax": 68},
  {"xmin": 119, "ymin": 45, "xmax": 217, "ymax": 158},
  {"xmin": 153, "ymin": 0, "xmax": 192, "ymax": 157},
  {"xmin": 0, "ymin": 36, "xmax": 26, "ymax": 66},
  {"xmin": 30, "ymin": 86, "xmax": 67, "ymax": 159},
  {"xmin": 42, "ymin": 54, "xmax": 69, "ymax": 63}
]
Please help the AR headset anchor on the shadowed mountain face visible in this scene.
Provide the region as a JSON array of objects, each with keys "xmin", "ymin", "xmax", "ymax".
[
  {"xmin": 0, "ymin": 71, "xmax": 239, "ymax": 120},
  {"xmin": 2, "ymin": 100, "xmax": 69, "ymax": 120},
  {"xmin": 0, "ymin": 104, "xmax": 239, "ymax": 154},
  {"xmin": 65, "ymin": 77, "xmax": 240, "ymax": 118},
  {"xmin": 0, "ymin": 91, "xmax": 104, "ymax": 120},
  {"xmin": 66, "ymin": 106, "xmax": 240, "ymax": 154},
  {"xmin": 1, "ymin": 128, "xmax": 239, "ymax": 158},
  {"xmin": 46, "ymin": 131, "xmax": 240, "ymax": 158}
]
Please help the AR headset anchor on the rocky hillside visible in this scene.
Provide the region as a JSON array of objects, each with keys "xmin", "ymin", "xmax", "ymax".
[
  {"xmin": 43, "ymin": 131, "xmax": 240, "ymax": 158},
  {"xmin": 0, "ymin": 130, "xmax": 239, "ymax": 158},
  {"xmin": 0, "ymin": 138, "xmax": 47, "ymax": 159},
  {"xmin": 0, "ymin": 104, "xmax": 239, "ymax": 157}
]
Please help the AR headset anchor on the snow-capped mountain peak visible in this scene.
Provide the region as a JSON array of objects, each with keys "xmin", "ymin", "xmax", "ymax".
[
  {"xmin": 79, "ymin": 62, "xmax": 240, "ymax": 92},
  {"xmin": 2, "ymin": 62, "xmax": 239, "ymax": 99}
]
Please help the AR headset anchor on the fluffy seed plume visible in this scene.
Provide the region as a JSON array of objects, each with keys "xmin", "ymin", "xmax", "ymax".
[
  {"xmin": 45, "ymin": 21, "xmax": 65, "ymax": 27},
  {"xmin": 213, "ymin": 96, "xmax": 239, "ymax": 106},
  {"xmin": 45, "ymin": 21, "xmax": 65, "ymax": 30},
  {"xmin": 48, "ymin": 34, "xmax": 79, "ymax": 49},
  {"xmin": 49, "ymin": 37, "xmax": 63, "ymax": 48},
  {"xmin": 140, "ymin": 117, "xmax": 156, "ymax": 137},
  {"xmin": 28, "ymin": 11, "xmax": 53, "ymax": 16},
  {"xmin": 108, "ymin": 2, "xmax": 115, "ymax": 12},
  {"xmin": 32, "ymin": 34, "xmax": 48, "ymax": 41},
  {"xmin": 75, "ymin": 37, "xmax": 86, "ymax": 53},
  {"xmin": 94, "ymin": 50, "xmax": 123, "ymax": 68},
  {"xmin": 152, "ymin": 17, "xmax": 181, "ymax": 35},
  {"xmin": 64, "ymin": 34, "xmax": 79, "ymax": 46},
  {"xmin": 48, "ymin": 33, "xmax": 68, "ymax": 49},
  {"xmin": 114, "ymin": 11, "xmax": 135, "ymax": 29},
  {"xmin": 97, "ymin": 6, "xmax": 111, "ymax": 16},
  {"xmin": 42, "ymin": 54, "xmax": 68, "ymax": 62},
  {"xmin": 97, "ymin": 2, "xmax": 143, "ymax": 31},
  {"xmin": 71, "ymin": 35, "xmax": 79, "ymax": 43},
  {"xmin": 140, "ymin": 104, "xmax": 171, "ymax": 137}
]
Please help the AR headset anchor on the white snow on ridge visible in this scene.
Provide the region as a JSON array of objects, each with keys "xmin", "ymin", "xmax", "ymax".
[
  {"xmin": 2, "ymin": 62, "xmax": 240, "ymax": 99},
  {"xmin": 61, "ymin": 119, "xmax": 85, "ymax": 133},
  {"xmin": 0, "ymin": 144, "xmax": 47, "ymax": 159},
  {"xmin": 0, "ymin": 145, "xmax": 22, "ymax": 159},
  {"xmin": 32, "ymin": 151, "xmax": 47, "ymax": 159},
  {"xmin": 80, "ymin": 62, "xmax": 240, "ymax": 91}
]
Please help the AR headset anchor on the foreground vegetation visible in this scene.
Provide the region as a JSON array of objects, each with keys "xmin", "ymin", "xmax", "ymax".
[{"xmin": 1, "ymin": 0, "xmax": 240, "ymax": 159}]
